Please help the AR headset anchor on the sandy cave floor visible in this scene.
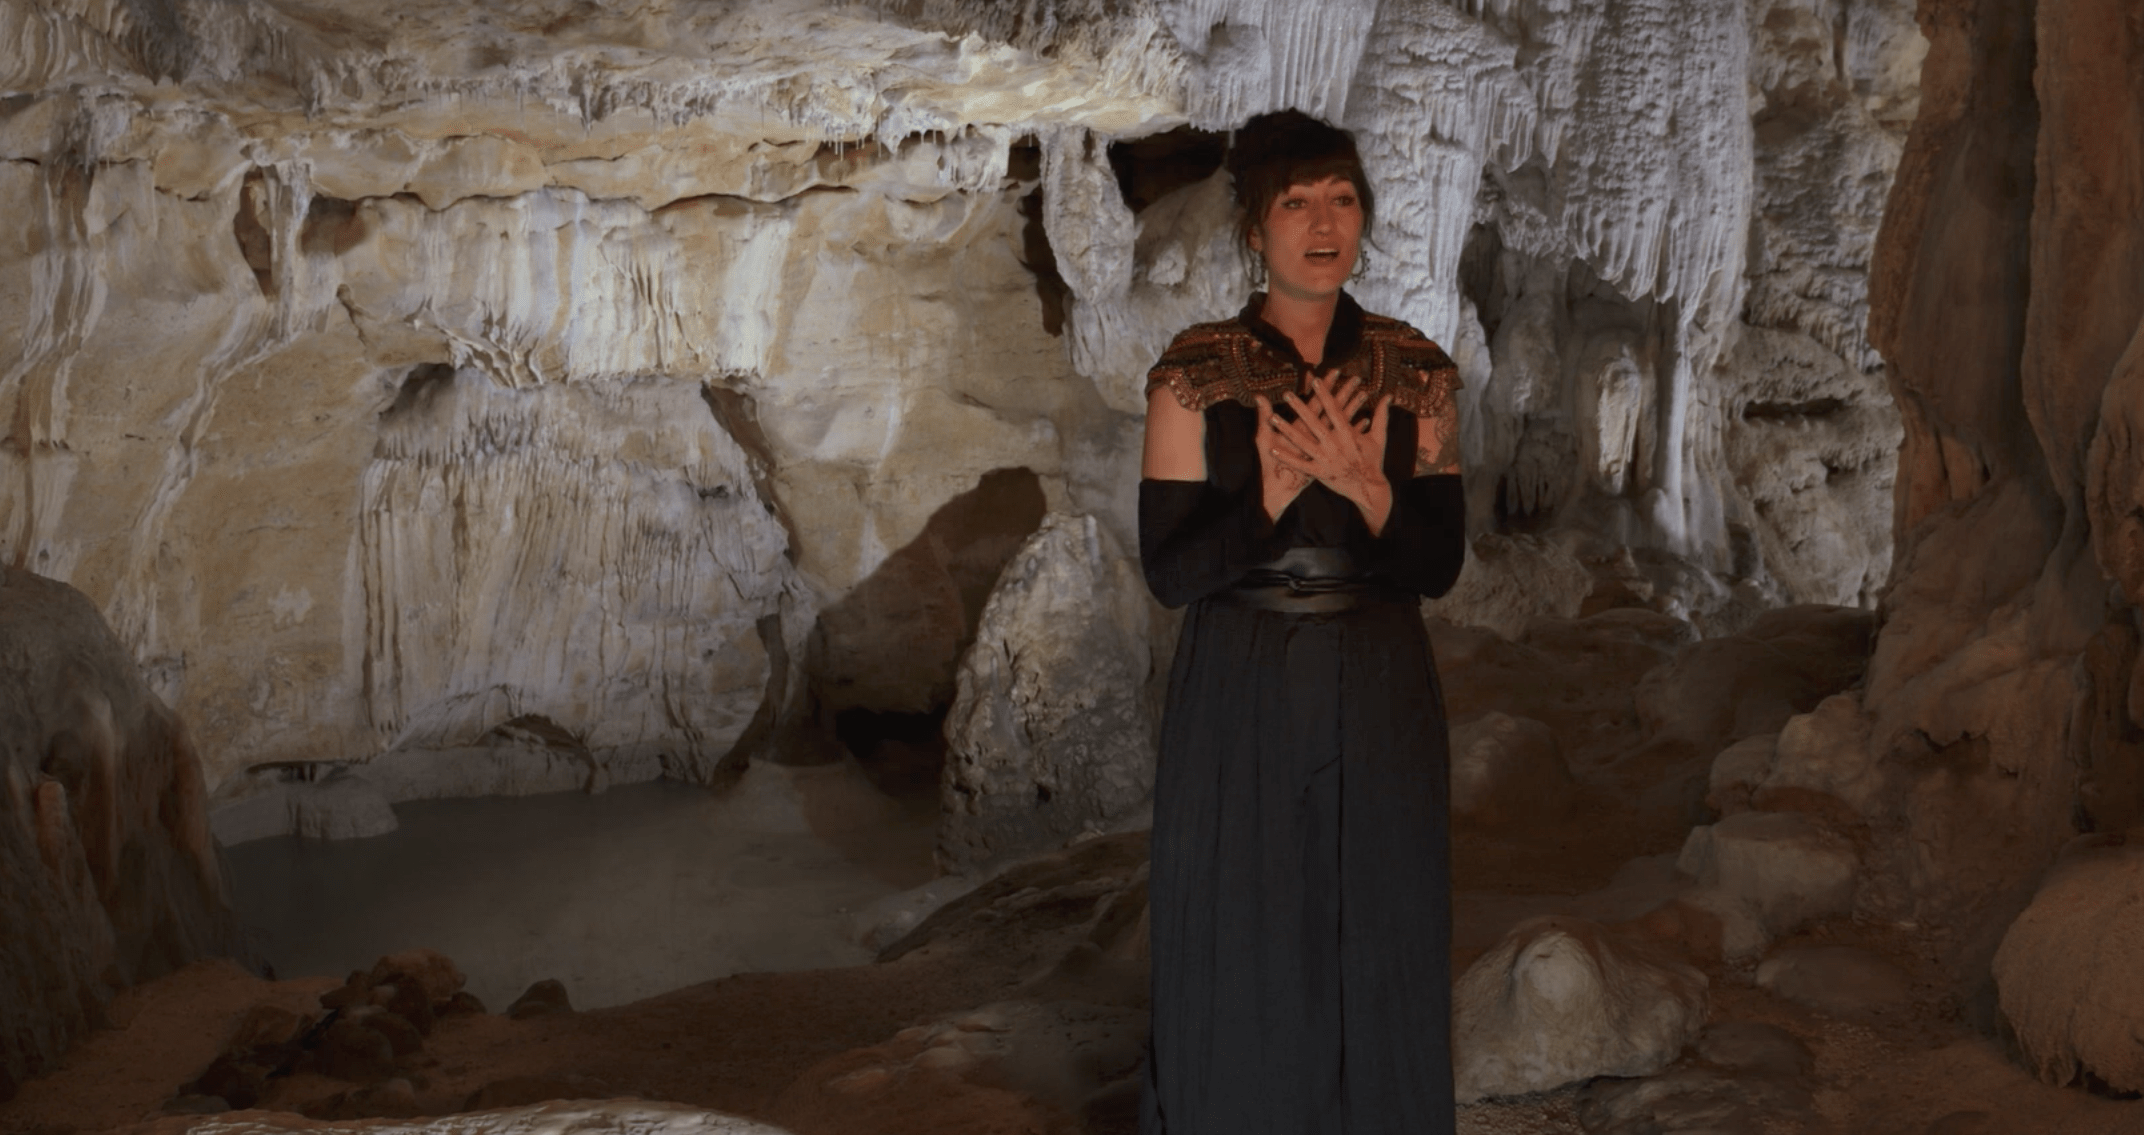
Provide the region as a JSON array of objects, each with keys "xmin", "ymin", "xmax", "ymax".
[{"xmin": 5, "ymin": 759, "xmax": 2144, "ymax": 1135}]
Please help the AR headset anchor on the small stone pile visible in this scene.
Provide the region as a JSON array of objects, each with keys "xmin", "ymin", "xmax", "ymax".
[{"xmin": 170, "ymin": 949, "xmax": 486, "ymax": 1116}]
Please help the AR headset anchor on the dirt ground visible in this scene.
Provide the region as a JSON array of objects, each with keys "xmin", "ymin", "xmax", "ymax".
[
  {"xmin": 4, "ymin": 819, "xmax": 2139, "ymax": 1135},
  {"xmin": 6, "ymin": 611, "xmax": 2141, "ymax": 1135}
]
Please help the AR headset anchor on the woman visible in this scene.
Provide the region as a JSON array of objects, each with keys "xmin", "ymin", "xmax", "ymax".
[{"xmin": 1137, "ymin": 109, "xmax": 1466, "ymax": 1135}]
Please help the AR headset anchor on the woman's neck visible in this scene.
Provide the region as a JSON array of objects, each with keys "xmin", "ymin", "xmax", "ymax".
[{"xmin": 1258, "ymin": 288, "xmax": 1340, "ymax": 368}]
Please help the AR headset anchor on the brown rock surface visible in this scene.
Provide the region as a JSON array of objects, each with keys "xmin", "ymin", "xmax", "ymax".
[
  {"xmin": 0, "ymin": 566, "xmax": 237, "ymax": 1098},
  {"xmin": 1856, "ymin": 0, "xmax": 2144, "ymax": 983}
]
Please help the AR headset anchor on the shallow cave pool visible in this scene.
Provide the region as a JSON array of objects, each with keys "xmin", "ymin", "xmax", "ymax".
[{"xmin": 222, "ymin": 761, "xmax": 936, "ymax": 1013}]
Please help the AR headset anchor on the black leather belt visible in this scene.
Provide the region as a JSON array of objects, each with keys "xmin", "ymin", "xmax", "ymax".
[{"xmin": 1217, "ymin": 548, "xmax": 1408, "ymax": 614}]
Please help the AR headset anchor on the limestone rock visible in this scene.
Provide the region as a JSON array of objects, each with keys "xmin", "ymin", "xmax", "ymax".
[
  {"xmin": 1636, "ymin": 605, "xmax": 1877, "ymax": 760},
  {"xmin": 0, "ymin": 0, "xmax": 1922, "ymax": 808},
  {"xmin": 171, "ymin": 1100, "xmax": 794, "ymax": 1135},
  {"xmin": 1449, "ymin": 712, "xmax": 1576, "ymax": 829},
  {"xmin": 1706, "ymin": 733, "xmax": 1779, "ymax": 816},
  {"xmin": 1677, "ymin": 811, "xmax": 1857, "ymax": 958},
  {"xmin": 1452, "ymin": 916, "xmax": 1708, "ymax": 1103},
  {"xmin": 939, "ymin": 514, "xmax": 1153, "ymax": 873},
  {"xmin": 370, "ymin": 949, "xmax": 468, "ymax": 1008},
  {"xmin": 1855, "ymin": 0, "xmax": 2143, "ymax": 972},
  {"xmin": 1761, "ymin": 693, "xmax": 1888, "ymax": 818},
  {"xmin": 210, "ymin": 719, "xmax": 670, "ymax": 844},
  {"xmin": 463, "ymin": 1075, "xmax": 624, "ymax": 1111},
  {"xmin": 875, "ymin": 831, "xmax": 1149, "ymax": 965},
  {"xmin": 507, "ymin": 979, "xmax": 575, "ymax": 1020},
  {"xmin": 1435, "ymin": 608, "xmax": 1691, "ymax": 776},
  {"xmin": 0, "ymin": 567, "xmax": 237, "ymax": 1095},
  {"xmin": 769, "ymin": 999, "xmax": 1146, "ymax": 1135},
  {"xmin": 1577, "ymin": 1058, "xmax": 1817, "ymax": 1135},
  {"xmin": 1695, "ymin": 1020, "xmax": 1814, "ymax": 1078},
  {"xmin": 211, "ymin": 767, "xmax": 399, "ymax": 845},
  {"xmin": 848, "ymin": 874, "xmax": 984, "ymax": 955},
  {"xmin": 1424, "ymin": 533, "xmax": 1595, "ymax": 642},
  {"xmin": 1992, "ymin": 842, "xmax": 2144, "ymax": 1093},
  {"xmin": 1755, "ymin": 944, "xmax": 1910, "ymax": 1019}
]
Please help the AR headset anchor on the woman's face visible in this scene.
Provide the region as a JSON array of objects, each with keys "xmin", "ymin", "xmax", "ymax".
[{"xmin": 1248, "ymin": 175, "xmax": 1363, "ymax": 302}]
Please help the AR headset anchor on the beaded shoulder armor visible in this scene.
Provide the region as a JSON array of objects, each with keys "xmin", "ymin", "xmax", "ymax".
[{"xmin": 1143, "ymin": 312, "xmax": 1461, "ymax": 419}]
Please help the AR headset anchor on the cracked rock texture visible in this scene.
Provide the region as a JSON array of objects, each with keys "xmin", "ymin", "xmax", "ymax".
[
  {"xmin": 940, "ymin": 514, "xmax": 1152, "ymax": 873},
  {"xmin": 0, "ymin": 0, "xmax": 1918, "ymax": 804}
]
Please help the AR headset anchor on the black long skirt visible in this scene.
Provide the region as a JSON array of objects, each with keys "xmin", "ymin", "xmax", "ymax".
[{"xmin": 1141, "ymin": 594, "xmax": 1454, "ymax": 1135}]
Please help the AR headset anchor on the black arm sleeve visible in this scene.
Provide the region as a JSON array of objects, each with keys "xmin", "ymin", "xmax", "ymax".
[
  {"xmin": 1365, "ymin": 473, "xmax": 1468, "ymax": 598},
  {"xmin": 1138, "ymin": 479, "xmax": 1291, "ymax": 609}
]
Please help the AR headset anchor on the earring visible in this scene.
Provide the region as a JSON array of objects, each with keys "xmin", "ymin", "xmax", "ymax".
[
  {"xmin": 1351, "ymin": 246, "xmax": 1369, "ymax": 281},
  {"xmin": 1248, "ymin": 255, "xmax": 1267, "ymax": 291}
]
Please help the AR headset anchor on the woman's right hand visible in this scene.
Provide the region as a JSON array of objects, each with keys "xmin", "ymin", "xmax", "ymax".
[
  {"xmin": 1254, "ymin": 394, "xmax": 1312, "ymax": 522},
  {"xmin": 1256, "ymin": 372, "xmax": 1368, "ymax": 523}
]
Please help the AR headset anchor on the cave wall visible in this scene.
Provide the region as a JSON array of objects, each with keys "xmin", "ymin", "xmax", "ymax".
[
  {"xmin": 0, "ymin": 0, "xmax": 1923, "ymax": 798},
  {"xmin": 1857, "ymin": 0, "xmax": 2144, "ymax": 970}
]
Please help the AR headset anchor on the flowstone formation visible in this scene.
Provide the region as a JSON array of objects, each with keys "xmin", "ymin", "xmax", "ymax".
[
  {"xmin": 0, "ymin": 567, "xmax": 237, "ymax": 1097},
  {"xmin": 0, "ymin": 0, "xmax": 1920, "ymax": 828},
  {"xmin": 1857, "ymin": 0, "xmax": 2144, "ymax": 1056}
]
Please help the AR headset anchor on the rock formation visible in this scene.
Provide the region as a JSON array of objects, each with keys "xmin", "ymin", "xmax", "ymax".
[
  {"xmin": 0, "ymin": 566, "xmax": 236, "ymax": 1097},
  {"xmin": 939, "ymin": 514, "xmax": 1153, "ymax": 872},
  {"xmin": 1451, "ymin": 916, "xmax": 1708, "ymax": 1104},
  {"xmin": 1448, "ymin": 711, "xmax": 1576, "ymax": 829},
  {"xmin": 0, "ymin": 0, "xmax": 1920, "ymax": 808},
  {"xmin": 1851, "ymin": 0, "xmax": 2144, "ymax": 987},
  {"xmin": 1993, "ymin": 841, "xmax": 2144, "ymax": 1094}
]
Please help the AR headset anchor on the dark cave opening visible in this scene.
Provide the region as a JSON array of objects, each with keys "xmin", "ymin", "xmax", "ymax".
[
  {"xmin": 803, "ymin": 466, "xmax": 1047, "ymax": 733},
  {"xmin": 233, "ymin": 169, "xmax": 275, "ymax": 297},
  {"xmin": 832, "ymin": 706, "xmax": 948, "ymax": 804},
  {"xmin": 1010, "ymin": 135, "xmax": 1069, "ymax": 337},
  {"xmin": 1105, "ymin": 125, "xmax": 1228, "ymax": 214}
]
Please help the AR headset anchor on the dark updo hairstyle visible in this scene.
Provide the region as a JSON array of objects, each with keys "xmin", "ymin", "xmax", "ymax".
[{"xmin": 1225, "ymin": 109, "xmax": 1377, "ymax": 252}]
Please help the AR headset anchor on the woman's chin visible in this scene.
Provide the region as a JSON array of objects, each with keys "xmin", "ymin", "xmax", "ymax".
[{"xmin": 1270, "ymin": 274, "xmax": 1350, "ymax": 301}]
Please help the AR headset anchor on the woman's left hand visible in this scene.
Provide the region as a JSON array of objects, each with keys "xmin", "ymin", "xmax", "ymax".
[{"xmin": 1268, "ymin": 372, "xmax": 1393, "ymax": 535}]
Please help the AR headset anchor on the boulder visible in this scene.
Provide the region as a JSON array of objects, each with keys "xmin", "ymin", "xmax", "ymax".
[
  {"xmin": 507, "ymin": 979, "xmax": 576, "ymax": 1020},
  {"xmin": 1433, "ymin": 608, "xmax": 1691, "ymax": 775},
  {"xmin": 848, "ymin": 874, "xmax": 984, "ymax": 954},
  {"xmin": 1423, "ymin": 532, "xmax": 1595, "ymax": 641},
  {"xmin": 1695, "ymin": 1020, "xmax": 1814, "ymax": 1077},
  {"xmin": 1992, "ymin": 842, "xmax": 2144, "ymax": 1092},
  {"xmin": 1755, "ymin": 944, "xmax": 1911, "ymax": 1018},
  {"xmin": 1449, "ymin": 712, "xmax": 1577, "ymax": 828},
  {"xmin": 1706, "ymin": 733, "xmax": 1779, "ymax": 816},
  {"xmin": 1577, "ymin": 1059, "xmax": 1816, "ymax": 1135},
  {"xmin": 1677, "ymin": 811, "xmax": 1858, "ymax": 958},
  {"xmin": 0, "ymin": 567, "xmax": 238, "ymax": 1097},
  {"xmin": 939, "ymin": 514, "xmax": 1153, "ymax": 873},
  {"xmin": 769, "ymin": 1000, "xmax": 1144, "ymax": 1135},
  {"xmin": 1452, "ymin": 916, "xmax": 1707, "ymax": 1103},
  {"xmin": 1635, "ymin": 605, "xmax": 1877, "ymax": 759},
  {"xmin": 1761, "ymin": 693, "xmax": 1888, "ymax": 818}
]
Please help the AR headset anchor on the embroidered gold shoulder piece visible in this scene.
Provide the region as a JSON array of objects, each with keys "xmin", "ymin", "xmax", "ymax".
[
  {"xmin": 1143, "ymin": 313, "xmax": 1461, "ymax": 419},
  {"xmin": 1359, "ymin": 312, "xmax": 1462, "ymax": 422}
]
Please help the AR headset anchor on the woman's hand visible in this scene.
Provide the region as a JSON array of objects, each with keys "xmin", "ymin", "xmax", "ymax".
[
  {"xmin": 1267, "ymin": 372, "xmax": 1393, "ymax": 534},
  {"xmin": 1253, "ymin": 393, "xmax": 1313, "ymax": 523}
]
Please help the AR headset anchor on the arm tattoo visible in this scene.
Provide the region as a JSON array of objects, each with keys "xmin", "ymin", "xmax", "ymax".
[{"xmin": 1414, "ymin": 404, "xmax": 1461, "ymax": 476}]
